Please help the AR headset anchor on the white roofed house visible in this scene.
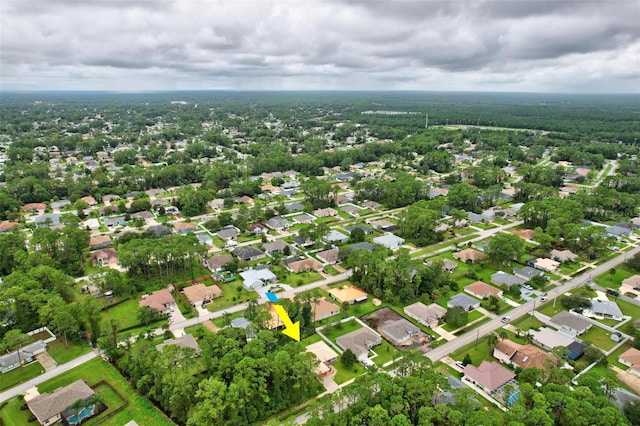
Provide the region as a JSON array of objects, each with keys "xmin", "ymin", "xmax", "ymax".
[
  {"xmin": 240, "ymin": 268, "xmax": 277, "ymax": 290},
  {"xmin": 583, "ymin": 299, "xmax": 624, "ymax": 321},
  {"xmin": 404, "ymin": 302, "xmax": 446, "ymax": 328},
  {"xmin": 548, "ymin": 311, "xmax": 592, "ymax": 337},
  {"xmin": 372, "ymin": 233, "xmax": 405, "ymax": 250},
  {"xmin": 322, "ymin": 230, "xmax": 349, "ymax": 245},
  {"xmin": 621, "ymin": 275, "xmax": 640, "ymax": 298}
]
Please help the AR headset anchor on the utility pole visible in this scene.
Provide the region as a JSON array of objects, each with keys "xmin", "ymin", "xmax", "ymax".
[{"xmin": 425, "ymin": 113, "xmax": 429, "ymax": 129}]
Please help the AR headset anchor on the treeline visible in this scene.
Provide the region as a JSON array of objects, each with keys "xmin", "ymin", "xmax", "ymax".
[{"xmin": 114, "ymin": 328, "xmax": 320, "ymax": 425}]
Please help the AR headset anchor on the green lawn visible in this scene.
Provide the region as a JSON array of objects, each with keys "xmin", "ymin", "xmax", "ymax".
[
  {"xmin": 322, "ymin": 320, "xmax": 363, "ymax": 342},
  {"xmin": 102, "ymin": 299, "xmax": 144, "ymax": 330},
  {"xmin": 46, "ymin": 338, "xmax": 92, "ymax": 364},
  {"xmin": 34, "ymin": 358, "xmax": 173, "ymax": 426},
  {"xmin": 280, "ymin": 271, "xmax": 323, "ymax": 286},
  {"xmin": 595, "ymin": 264, "xmax": 637, "ymax": 289},
  {"xmin": 559, "ymin": 262, "xmax": 584, "ymax": 276},
  {"xmin": 410, "ymin": 234, "xmax": 478, "ymax": 257},
  {"xmin": 324, "ymin": 265, "xmax": 341, "ymax": 276},
  {"xmin": 371, "ymin": 340, "xmax": 399, "ymax": 366},
  {"xmin": 450, "ymin": 336, "xmax": 493, "ymax": 367},
  {"xmin": 617, "ymin": 298, "xmax": 640, "ymax": 321},
  {"xmin": 442, "ymin": 310, "xmax": 484, "ymax": 332},
  {"xmin": 333, "ymin": 360, "xmax": 366, "ymax": 384},
  {"xmin": 0, "ymin": 362, "xmax": 43, "ymax": 392},
  {"xmin": 510, "ymin": 315, "xmax": 545, "ymax": 332},
  {"xmin": 206, "ymin": 282, "xmax": 258, "ymax": 312},
  {"xmin": 580, "ymin": 325, "xmax": 618, "ymax": 351},
  {"xmin": 454, "ymin": 317, "xmax": 493, "ymax": 336}
]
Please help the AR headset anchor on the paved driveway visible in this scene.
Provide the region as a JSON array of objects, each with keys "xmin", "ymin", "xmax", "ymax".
[{"xmin": 35, "ymin": 352, "xmax": 57, "ymax": 371}]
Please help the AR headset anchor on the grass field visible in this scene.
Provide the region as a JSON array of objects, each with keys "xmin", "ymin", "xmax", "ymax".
[
  {"xmin": 333, "ymin": 359, "xmax": 366, "ymax": 384},
  {"xmin": 206, "ymin": 282, "xmax": 257, "ymax": 312},
  {"xmin": 322, "ymin": 320, "xmax": 362, "ymax": 342},
  {"xmin": 442, "ymin": 310, "xmax": 484, "ymax": 332},
  {"xmin": 47, "ymin": 338, "xmax": 92, "ymax": 364},
  {"xmin": 595, "ymin": 264, "xmax": 637, "ymax": 289},
  {"xmin": 0, "ymin": 362, "xmax": 43, "ymax": 392},
  {"xmin": 103, "ymin": 299, "xmax": 145, "ymax": 330},
  {"xmin": 450, "ymin": 336, "xmax": 492, "ymax": 367},
  {"xmin": 580, "ymin": 325, "xmax": 618, "ymax": 351}
]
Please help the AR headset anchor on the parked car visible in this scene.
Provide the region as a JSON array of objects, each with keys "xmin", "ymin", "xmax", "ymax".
[
  {"xmin": 501, "ymin": 316, "xmax": 511, "ymax": 323},
  {"xmin": 523, "ymin": 284, "xmax": 533, "ymax": 291},
  {"xmin": 455, "ymin": 361, "xmax": 465, "ymax": 369}
]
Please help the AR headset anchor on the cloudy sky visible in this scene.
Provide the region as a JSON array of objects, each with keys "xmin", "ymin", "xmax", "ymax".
[{"xmin": 1, "ymin": 0, "xmax": 639, "ymax": 93}]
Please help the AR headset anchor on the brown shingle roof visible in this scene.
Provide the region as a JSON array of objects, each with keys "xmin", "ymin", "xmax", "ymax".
[
  {"xmin": 27, "ymin": 380, "xmax": 94, "ymax": 423},
  {"xmin": 453, "ymin": 248, "xmax": 486, "ymax": 263},
  {"xmin": 183, "ymin": 283, "xmax": 222, "ymax": 304}
]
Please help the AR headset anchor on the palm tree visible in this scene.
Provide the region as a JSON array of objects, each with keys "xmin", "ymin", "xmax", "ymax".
[
  {"xmin": 487, "ymin": 333, "xmax": 499, "ymax": 354},
  {"xmin": 68, "ymin": 394, "xmax": 102, "ymax": 425},
  {"xmin": 499, "ymin": 330, "xmax": 508, "ymax": 341}
]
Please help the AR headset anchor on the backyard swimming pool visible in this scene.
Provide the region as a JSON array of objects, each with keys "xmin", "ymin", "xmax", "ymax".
[{"xmin": 67, "ymin": 404, "xmax": 94, "ymax": 425}]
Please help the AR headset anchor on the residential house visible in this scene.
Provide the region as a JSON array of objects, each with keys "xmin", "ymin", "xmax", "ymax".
[
  {"xmin": 453, "ymin": 248, "xmax": 486, "ymax": 263},
  {"xmin": 89, "ymin": 235, "xmax": 111, "ymax": 250},
  {"xmin": 512, "ymin": 229, "xmax": 535, "ymax": 240},
  {"xmin": 493, "ymin": 339, "xmax": 557, "ymax": 370},
  {"xmin": 606, "ymin": 225, "xmax": 631, "ymax": 238},
  {"xmin": 285, "ymin": 202, "xmax": 304, "ymax": 213},
  {"xmin": 336, "ymin": 328, "xmax": 382, "ymax": 361},
  {"xmin": 174, "ymin": 222, "xmax": 198, "ymax": 234},
  {"xmin": 263, "ymin": 239, "xmax": 290, "ymax": 255},
  {"xmin": 464, "ymin": 281, "xmax": 503, "ymax": 299},
  {"xmin": 266, "ymin": 216, "xmax": 291, "ymax": 230},
  {"xmin": 548, "ymin": 311, "xmax": 592, "ymax": 336},
  {"xmin": 131, "ymin": 211, "xmax": 155, "ymax": 222},
  {"xmin": 102, "ymin": 194, "xmax": 120, "ymax": 204},
  {"xmin": 380, "ymin": 318, "xmax": 420, "ymax": 346},
  {"xmin": 362, "ymin": 200, "xmax": 380, "ymax": 209},
  {"xmin": 534, "ymin": 258, "xmax": 560, "ymax": 273},
  {"xmin": 491, "ymin": 271, "xmax": 526, "ymax": 287},
  {"xmin": 34, "ymin": 214, "xmax": 61, "ymax": 228},
  {"xmin": 292, "ymin": 213, "xmax": 315, "ymax": 224},
  {"xmin": 328, "ymin": 285, "xmax": 368, "ymax": 304},
  {"xmin": 240, "ymin": 268, "xmax": 277, "ymax": 290},
  {"xmin": 148, "ymin": 224, "xmax": 172, "ymax": 237},
  {"xmin": 341, "ymin": 205, "xmax": 361, "ymax": 216},
  {"xmin": 621, "ymin": 275, "xmax": 640, "ymax": 298},
  {"xmin": 22, "ymin": 203, "xmax": 47, "ymax": 213},
  {"xmin": 631, "ymin": 217, "xmax": 640, "ymax": 230},
  {"xmin": 529, "ymin": 327, "xmax": 584, "ymax": 359},
  {"xmin": 51, "ymin": 200, "xmax": 71, "ymax": 210},
  {"xmin": 0, "ymin": 221, "xmax": 19, "ymax": 233},
  {"xmin": 404, "ymin": 302, "xmax": 446, "ymax": 328},
  {"xmin": 322, "ymin": 230, "xmax": 349, "ymax": 244},
  {"xmin": 234, "ymin": 246, "xmax": 265, "ymax": 262},
  {"xmin": 90, "ymin": 248, "xmax": 118, "ymax": 268},
  {"xmin": 313, "ymin": 207, "xmax": 338, "ymax": 218},
  {"xmin": 311, "ymin": 297, "xmax": 340, "ymax": 322},
  {"xmin": 293, "ymin": 236, "xmax": 314, "ymax": 248},
  {"xmin": 195, "ymin": 232, "xmax": 213, "ymax": 246},
  {"xmin": 247, "ymin": 223, "xmax": 269, "ymax": 234},
  {"xmin": 139, "ymin": 288, "xmax": 176, "ymax": 315},
  {"xmin": 306, "ymin": 341, "xmax": 339, "ymax": 376},
  {"xmin": 234, "ymin": 195, "xmax": 254, "ymax": 204},
  {"xmin": 344, "ymin": 242, "xmax": 374, "ymax": 252},
  {"xmin": 369, "ymin": 219, "xmax": 398, "ymax": 231},
  {"xmin": 447, "ymin": 293, "xmax": 481, "ymax": 311},
  {"xmin": 208, "ymin": 198, "xmax": 225, "ymax": 210},
  {"xmin": 286, "ymin": 257, "xmax": 324, "ymax": 273},
  {"xmin": 98, "ymin": 205, "xmax": 119, "ymax": 215},
  {"xmin": 583, "ymin": 299, "xmax": 624, "ymax": 321},
  {"xmin": 183, "ymin": 283, "xmax": 222, "ymax": 307},
  {"xmin": 550, "ymin": 249, "xmax": 579, "ymax": 263},
  {"xmin": 0, "ymin": 341, "xmax": 47, "ymax": 373},
  {"xmin": 428, "ymin": 187, "xmax": 449, "ymax": 198},
  {"xmin": 317, "ymin": 248, "xmax": 339, "ymax": 264},
  {"xmin": 372, "ymin": 233, "xmax": 405, "ymax": 250},
  {"xmin": 513, "ymin": 266, "xmax": 543, "ymax": 282},
  {"xmin": 619, "ymin": 348, "xmax": 640, "ymax": 377},
  {"xmin": 80, "ymin": 196, "xmax": 97, "ymax": 206},
  {"xmin": 156, "ymin": 334, "xmax": 201, "ymax": 355},
  {"xmin": 217, "ymin": 225, "xmax": 239, "ymax": 241},
  {"xmin": 463, "ymin": 361, "xmax": 516, "ymax": 394},
  {"xmin": 103, "ymin": 216, "xmax": 126, "ymax": 227},
  {"xmin": 205, "ymin": 254, "xmax": 233, "ymax": 272},
  {"xmin": 345, "ymin": 224, "xmax": 374, "ymax": 235},
  {"xmin": 26, "ymin": 380, "xmax": 96, "ymax": 426}
]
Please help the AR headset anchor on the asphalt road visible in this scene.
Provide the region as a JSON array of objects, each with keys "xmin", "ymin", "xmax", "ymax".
[{"xmin": 427, "ymin": 246, "xmax": 640, "ymax": 362}]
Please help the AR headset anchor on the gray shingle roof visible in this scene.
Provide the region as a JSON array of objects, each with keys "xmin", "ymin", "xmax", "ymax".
[{"xmin": 27, "ymin": 380, "xmax": 94, "ymax": 423}]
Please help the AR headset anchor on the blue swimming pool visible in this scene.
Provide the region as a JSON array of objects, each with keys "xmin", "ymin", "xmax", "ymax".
[{"xmin": 67, "ymin": 404, "xmax": 94, "ymax": 425}]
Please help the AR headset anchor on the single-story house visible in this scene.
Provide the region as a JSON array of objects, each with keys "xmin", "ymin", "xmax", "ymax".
[
  {"xmin": 464, "ymin": 281, "xmax": 503, "ymax": 299},
  {"xmin": 34, "ymin": 213, "xmax": 61, "ymax": 228},
  {"xmin": 322, "ymin": 230, "xmax": 349, "ymax": 244},
  {"xmin": 380, "ymin": 318, "xmax": 420, "ymax": 346},
  {"xmin": 285, "ymin": 202, "xmax": 304, "ymax": 213},
  {"xmin": 317, "ymin": 248, "xmax": 339, "ymax": 264},
  {"xmin": 148, "ymin": 224, "xmax": 173, "ymax": 238},
  {"xmin": 80, "ymin": 196, "xmax": 97, "ymax": 206},
  {"xmin": 131, "ymin": 211, "xmax": 155, "ymax": 222},
  {"xmin": 631, "ymin": 217, "xmax": 640, "ymax": 230},
  {"xmin": 528, "ymin": 327, "xmax": 583, "ymax": 359},
  {"xmin": 534, "ymin": 258, "xmax": 560, "ymax": 273},
  {"xmin": 235, "ymin": 195, "xmax": 254, "ymax": 204},
  {"xmin": 341, "ymin": 205, "xmax": 361, "ymax": 216},
  {"xmin": 208, "ymin": 198, "xmax": 225, "ymax": 210},
  {"xmin": 293, "ymin": 236, "xmax": 315, "ymax": 248},
  {"xmin": 174, "ymin": 222, "xmax": 198, "ymax": 234},
  {"xmin": 103, "ymin": 216, "xmax": 126, "ymax": 227},
  {"xmin": 286, "ymin": 257, "xmax": 324, "ymax": 273},
  {"xmin": 372, "ymin": 233, "xmax": 405, "ymax": 250},
  {"xmin": 369, "ymin": 219, "xmax": 397, "ymax": 231},
  {"xmin": 306, "ymin": 341, "xmax": 339, "ymax": 376},
  {"xmin": 619, "ymin": 348, "xmax": 640, "ymax": 377},
  {"xmin": 27, "ymin": 379, "xmax": 96, "ymax": 426},
  {"xmin": 313, "ymin": 207, "xmax": 338, "ymax": 218},
  {"xmin": 266, "ymin": 216, "xmax": 291, "ymax": 230},
  {"xmin": 513, "ymin": 266, "xmax": 543, "ymax": 282},
  {"xmin": 491, "ymin": 271, "xmax": 525, "ymax": 287},
  {"xmin": 621, "ymin": 275, "xmax": 640, "ymax": 298},
  {"xmin": 442, "ymin": 259, "xmax": 458, "ymax": 272},
  {"xmin": 328, "ymin": 285, "xmax": 368, "ymax": 304},
  {"xmin": 22, "ymin": 202, "xmax": 47, "ymax": 213},
  {"xmin": 0, "ymin": 221, "xmax": 19, "ymax": 233},
  {"xmin": 453, "ymin": 248, "xmax": 486, "ymax": 263},
  {"xmin": 217, "ymin": 225, "xmax": 239, "ymax": 240},
  {"xmin": 362, "ymin": 200, "xmax": 380, "ymax": 209},
  {"xmin": 0, "ymin": 340, "xmax": 47, "ymax": 373},
  {"xmin": 234, "ymin": 246, "xmax": 265, "ymax": 262},
  {"xmin": 606, "ymin": 225, "xmax": 631, "ymax": 237},
  {"xmin": 344, "ymin": 242, "xmax": 374, "ymax": 252},
  {"xmin": 404, "ymin": 302, "xmax": 446, "ymax": 328},
  {"xmin": 51, "ymin": 200, "xmax": 71, "ymax": 210},
  {"xmin": 548, "ymin": 311, "xmax": 592, "ymax": 336},
  {"xmin": 183, "ymin": 283, "xmax": 222, "ymax": 307},
  {"xmin": 89, "ymin": 235, "xmax": 112, "ymax": 250},
  {"xmin": 195, "ymin": 232, "xmax": 213, "ymax": 246},
  {"xmin": 463, "ymin": 361, "xmax": 516, "ymax": 394},
  {"xmin": 156, "ymin": 334, "xmax": 201, "ymax": 355},
  {"xmin": 550, "ymin": 249, "xmax": 579, "ymax": 263},
  {"xmin": 312, "ymin": 297, "xmax": 341, "ymax": 322},
  {"xmin": 447, "ymin": 293, "xmax": 481, "ymax": 311},
  {"xmin": 494, "ymin": 339, "xmax": 557, "ymax": 370},
  {"xmin": 292, "ymin": 213, "xmax": 315, "ymax": 224},
  {"xmin": 264, "ymin": 239, "xmax": 290, "ymax": 255},
  {"xmin": 345, "ymin": 224, "xmax": 374, "ymax": 235},
  {"xmin": 240, "ymin": 268, "xmax": 277, "ymax": 290},
  {"xmin": 512, "ymin": 229, "xmax": 535, "ymax": 240},
  {"xmin": 205, "ymin": 254, "xmax": 233, "ymax": 272},
  {"xmin": 583, "ymin": 299, "xmax": 624, "ymax": 321},
  {"xmin": 90, "ymin": 248, "xmax": 118, "ymax": 268},
  {"xmin": 336, "ymin": 328, "xmax": 382, "ymax": 361},
  {"xmin": 139, "ymin": 288, "xmax": 176, "ymax": 315}
]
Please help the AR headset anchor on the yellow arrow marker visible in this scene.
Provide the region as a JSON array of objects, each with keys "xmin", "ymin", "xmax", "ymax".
[{"xmin": 273, "ymin": 304, "xmax": 300, "ymax": 341}]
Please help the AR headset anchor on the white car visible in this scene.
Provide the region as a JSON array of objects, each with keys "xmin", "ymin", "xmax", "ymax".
[
  {"xmin": 523, "ymin": 284, "xmax": 533, "ymax": 291},
  {"xmin": 455, "ymin": 361, "xmax": 465, "ymax": 369},
  {"xmin": 540, "ymin": 297, "xmax": 548, "ymax": 302},
  {"xmin": 501, "ymin": 316, "xmax": 511, "ymax": 323}
]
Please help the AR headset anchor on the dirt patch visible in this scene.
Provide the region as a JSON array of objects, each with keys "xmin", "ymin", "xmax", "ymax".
[
  {"xmin": 362, "ymin": 307, "xmax": 432, "ymax": 351},
  {"xmin": 35, "ymin": 351, "xmax": 57, "ymax": 371},
  {"xmin": 203, "ymin": 321, "xmax": 221, "ymax": 333}
]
